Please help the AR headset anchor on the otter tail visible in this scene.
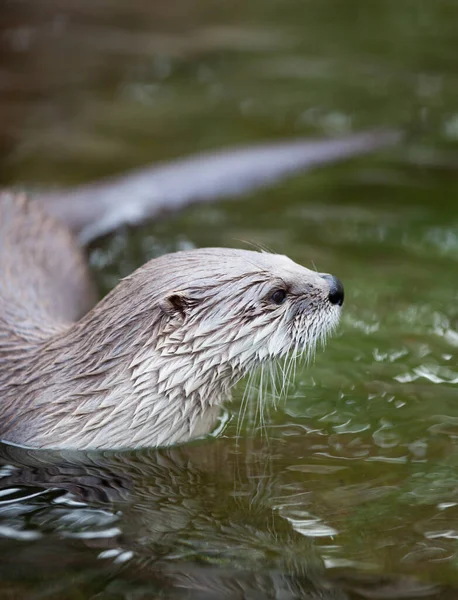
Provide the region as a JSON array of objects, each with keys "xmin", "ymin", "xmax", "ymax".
[{"xmin": 36, "ymin": 129, "xmax": 401, "ymax": 245}]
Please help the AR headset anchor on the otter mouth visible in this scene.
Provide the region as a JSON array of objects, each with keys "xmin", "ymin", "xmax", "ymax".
[
  {"xmin": 271, "ymin": 274, "xmax": 344, "ymax": 363},
  {"xmin": 284, "ymin": 304, "xmax": 342, "ymax": 366},
  {"xmin": 234, "ymin": 272, "xmax": 344, "ymax": 435}
]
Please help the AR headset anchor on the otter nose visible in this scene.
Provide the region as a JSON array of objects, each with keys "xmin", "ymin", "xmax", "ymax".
[{"xmin": 320, "ymin": 274, "xmax": 344, "ymax": 307}]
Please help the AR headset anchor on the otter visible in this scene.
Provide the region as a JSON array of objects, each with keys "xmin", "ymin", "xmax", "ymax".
[
  {"xmin": 0, "ymin": 131, "xmax": 396, "ymax": 450},
  {"xmin": 0, "ymin": 192, "xmax": 343, "ymax": 449}
]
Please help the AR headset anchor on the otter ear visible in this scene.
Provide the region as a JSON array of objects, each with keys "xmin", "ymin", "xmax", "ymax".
[{"xmin": 159, "ymin": 293, "xmax": 189, "ymax": 319}]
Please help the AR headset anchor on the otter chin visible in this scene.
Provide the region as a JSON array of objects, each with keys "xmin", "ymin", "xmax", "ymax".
[{"xmin": 0, "ymin": 196, "xmax": 343, "ymax": 450}]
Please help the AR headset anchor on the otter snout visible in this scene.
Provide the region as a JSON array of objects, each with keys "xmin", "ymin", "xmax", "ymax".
[{"xmin": 320, "ymin": 274, "xmax": 344, "ymax": 307}]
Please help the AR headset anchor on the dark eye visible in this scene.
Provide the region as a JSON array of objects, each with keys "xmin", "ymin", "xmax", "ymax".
[{"xmin": 270, "ymin": 289, "xmax": 287, "ymax": 305}]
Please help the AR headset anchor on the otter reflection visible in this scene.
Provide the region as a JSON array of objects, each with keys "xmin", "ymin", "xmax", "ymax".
[{"xmin": 0, "ymin": 440, "xmax": 444, "ymax": 599}]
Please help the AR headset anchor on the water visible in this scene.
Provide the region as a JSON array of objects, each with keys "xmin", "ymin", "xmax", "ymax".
[{"xmin": 1, "ymin": 1, "xmax": 458, "ymax": 598}]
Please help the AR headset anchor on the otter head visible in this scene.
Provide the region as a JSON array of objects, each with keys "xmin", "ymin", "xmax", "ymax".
[{"xmin": 134, "ymin": 248, "xmax": 343, "ymax": 405}]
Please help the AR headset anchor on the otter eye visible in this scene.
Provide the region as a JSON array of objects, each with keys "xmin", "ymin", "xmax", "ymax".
[{"xmin": 270, "ymin": 289, "xmax": 287, "ymax": 305}]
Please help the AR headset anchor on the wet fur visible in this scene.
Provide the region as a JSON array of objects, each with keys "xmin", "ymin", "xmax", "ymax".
[{"xmin": 0, "ymin": 198, "xmax": 340, "ymax": 449}]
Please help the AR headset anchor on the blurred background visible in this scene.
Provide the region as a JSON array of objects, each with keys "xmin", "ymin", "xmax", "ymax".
[{"xmin": 1, "ymin": 1, "xmax": 458, "ymax": 599}]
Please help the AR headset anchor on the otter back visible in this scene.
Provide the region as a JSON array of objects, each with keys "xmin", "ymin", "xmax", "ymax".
[{"xmin": 0, "ymin": 193, "xmax": 96, "ymax": 344}]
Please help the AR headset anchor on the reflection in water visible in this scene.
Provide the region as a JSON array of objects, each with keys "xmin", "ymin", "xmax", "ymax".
[
  {"xmin": 0, "ymin": 440, "xmax": 331, "ymax": 598},
  {"xmin": 0, "ymin": 440, "xmax": 448, "ymax": 599},
  {"xmin": 1, "ymin": 443, "xmax": 330, "ymax": 597}
]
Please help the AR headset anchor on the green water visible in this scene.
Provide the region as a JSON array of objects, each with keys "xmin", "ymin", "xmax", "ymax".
[{"xmin": 1, "ymin": 1, "xmax": 458, "ymax": 598}]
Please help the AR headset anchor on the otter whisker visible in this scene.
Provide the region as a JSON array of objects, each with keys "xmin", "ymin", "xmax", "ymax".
[
  {"xmin": 256, "ymin": 363, "xmax": 269, "ymax": 442},
  {"xmin": 257, "ymin": 363, "xmax": 267, "ymax": 441},
  {"xmin": 279, "ymin": 355, "xmax": 293, "ymax": 400},
  {"xmin": 234, "ymin": 238, "xmax": 276, "ymax": 255},
  {"xmin": 0, "ymin": 196, "xmax": 344, "ymax": 450},
  {"xmin": 282, "ymin": 338, "xmax": 300, "ymax": 398},
  {"xmin": 268, "ymin": 361, "xmax": 279, "ymax": 410},
  {"xmin": 236, "ymin": 367, "xmax": 257, "ymax": 441}
]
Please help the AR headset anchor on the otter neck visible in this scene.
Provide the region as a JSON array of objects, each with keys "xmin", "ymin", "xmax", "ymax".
[{"xmin": 2, "ymin": 293, "xmax": 245, "ymax": 449}]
